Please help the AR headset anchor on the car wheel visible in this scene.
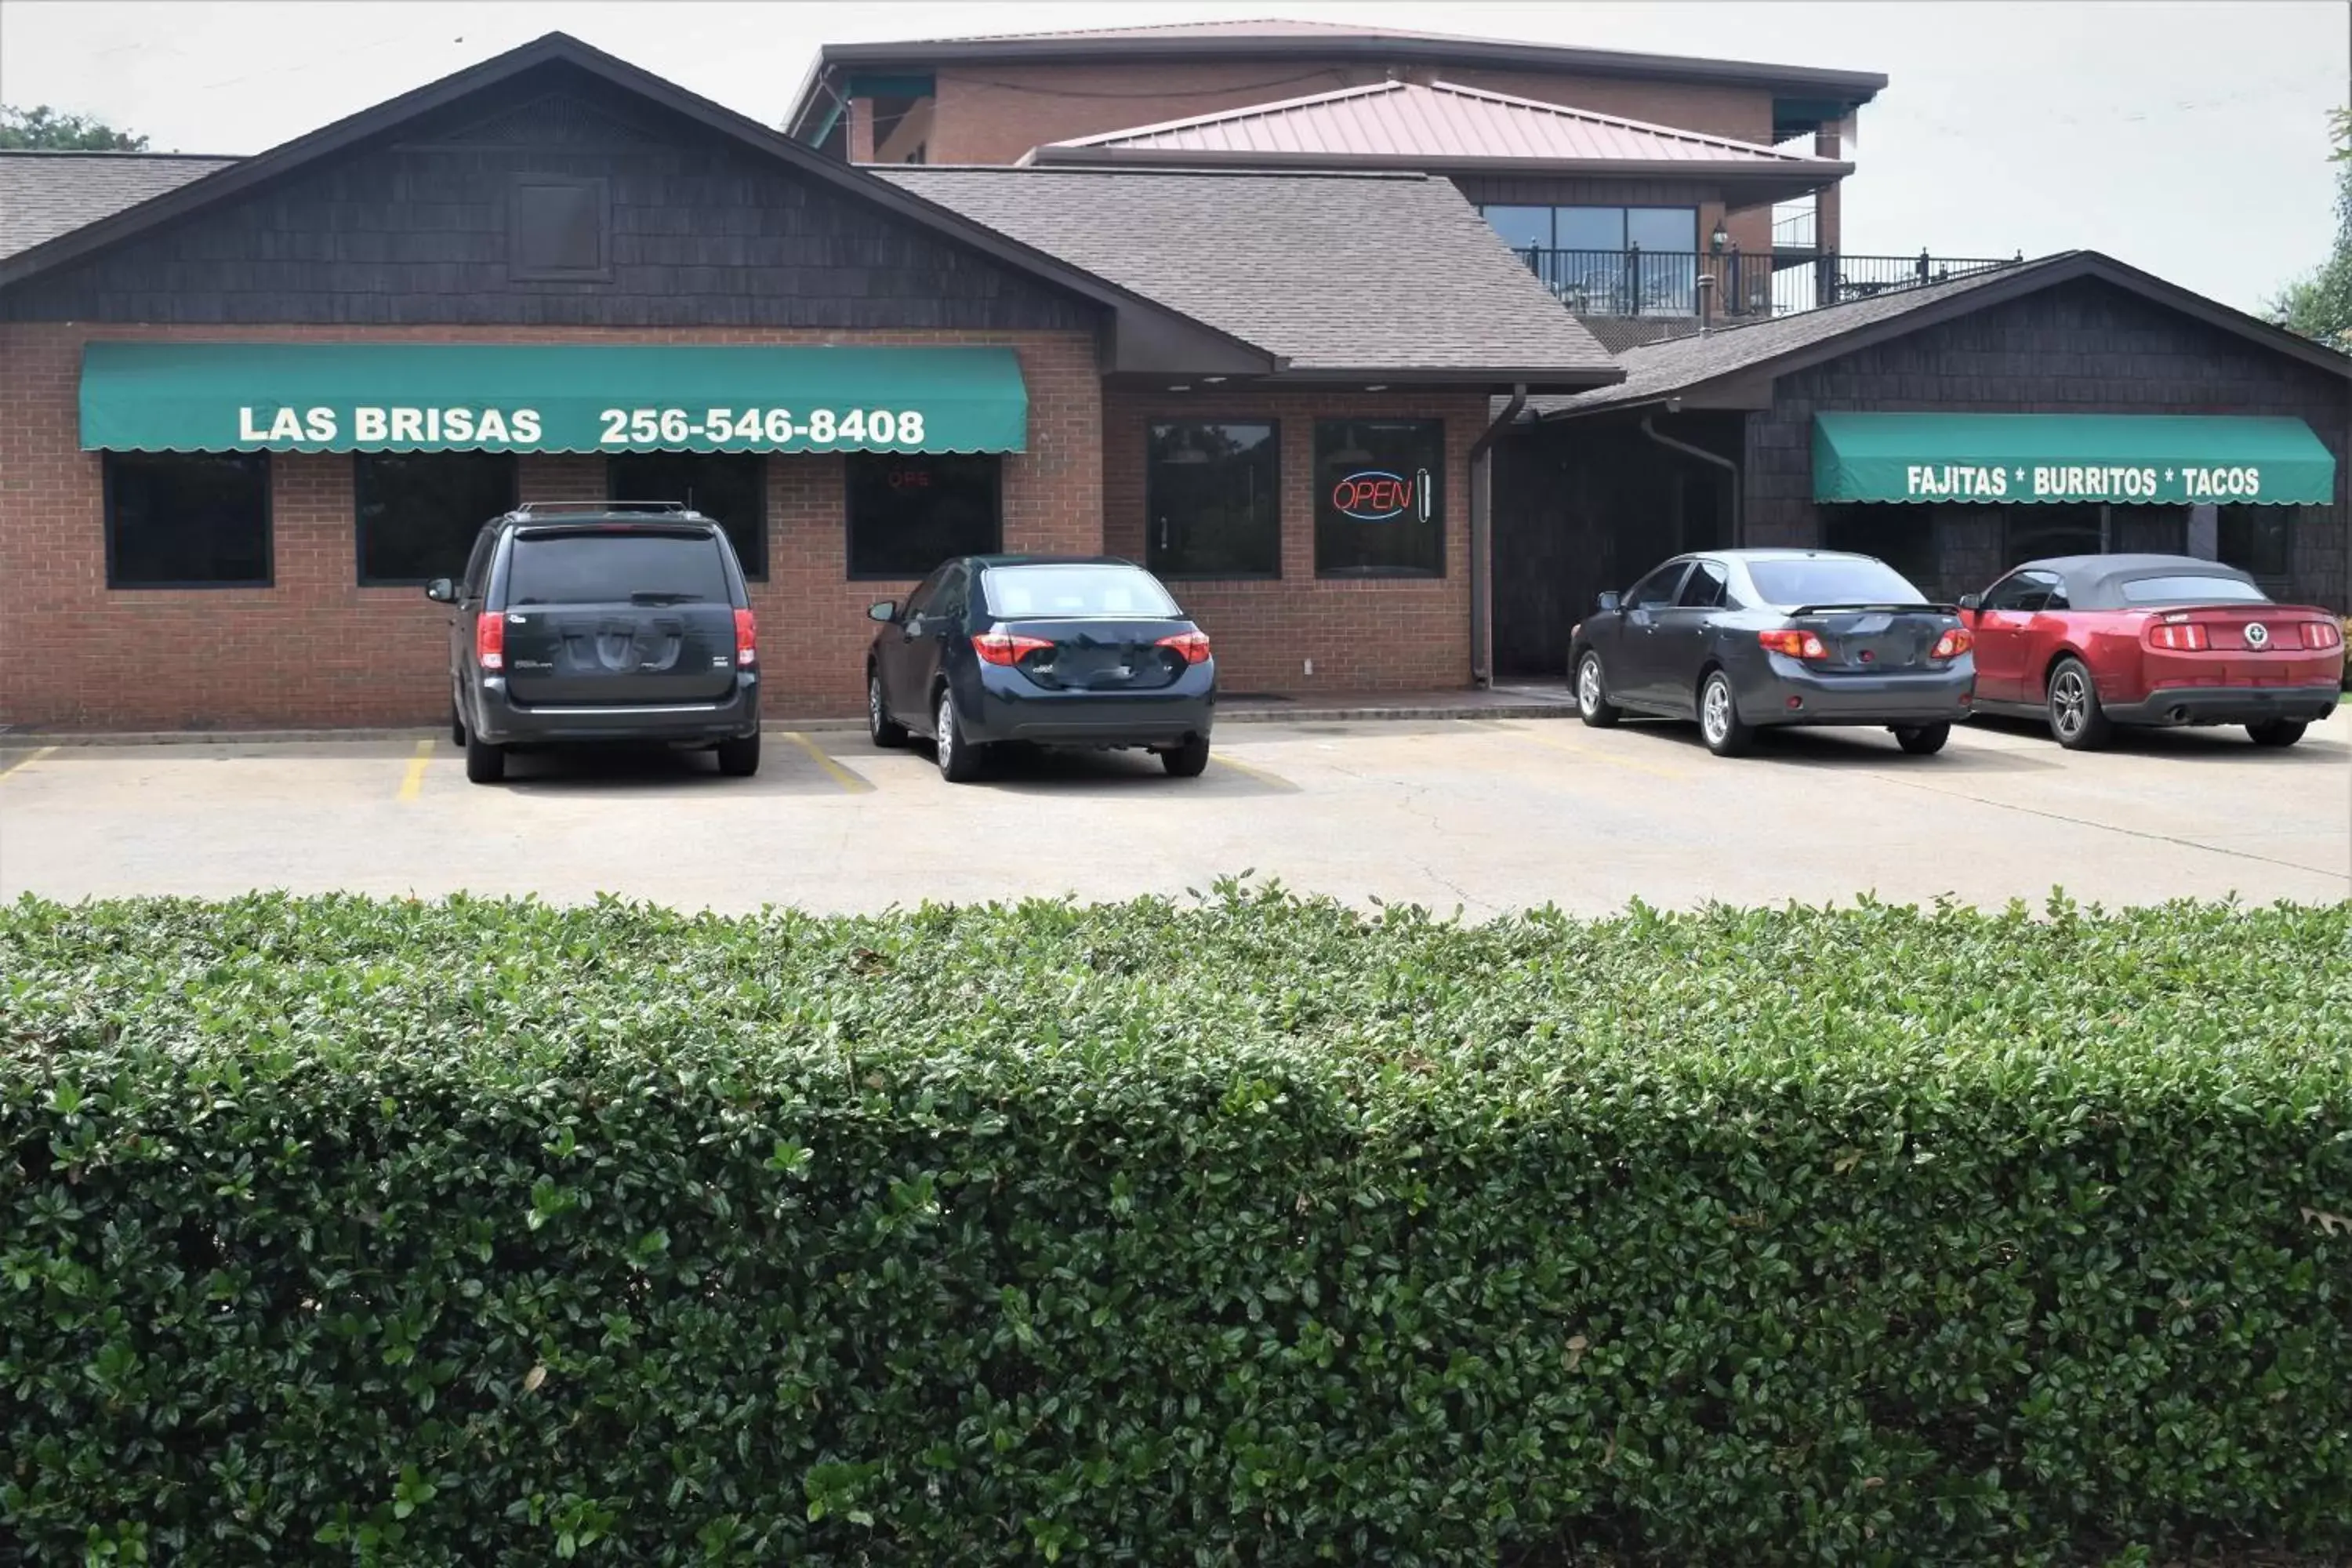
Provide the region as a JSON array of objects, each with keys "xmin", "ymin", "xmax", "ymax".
[
  {"xmin": 463, "ymin": 733, "xmax": 505, "ymax": 785},
  {"xmin": 1161, "ymin": 734, "xmax": 1210, "ymax": 778},
  {"xmin": 2045, "ymin": 657, "xmax": 2112, "ymax": 750},
  {"xmin": 716, "ymin": 731, "xmax": 761, "ymax": 777},
  {"xmin": 868, "ymin": 671, "xmax": 908, "ymax": 749},
  {"xmin": 935, "ymin": 690, "xmax": 983, "ymax": 783},
  {"xmin": 1893, "ymin": 723, "xmax": 1950, "ymax": 756},
  {"xmin": 1575, "ymin": 650, "xmax": 1621, "ymax": 728},
  {"xmin": 2247, "ymin": 719, "xmax": 2307, "ymax": 749},
  {"xmin": 1698, "ymin": 670, "xmax": 1753, "ymax": 757},
  {"xmin": 449, "ymin": 699, "xmax": 466, "ymax": 747}
]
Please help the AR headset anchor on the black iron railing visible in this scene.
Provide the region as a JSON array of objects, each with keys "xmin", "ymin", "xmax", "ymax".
[{"xmin": 1512, "ymin": 246, "xmax": 2021, "ymax": 323}]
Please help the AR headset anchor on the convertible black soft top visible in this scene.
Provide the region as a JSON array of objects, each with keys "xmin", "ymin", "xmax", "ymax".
[{"xmin": 2019, "ymin": 554, "xmax": 2262, "ymax": 612}]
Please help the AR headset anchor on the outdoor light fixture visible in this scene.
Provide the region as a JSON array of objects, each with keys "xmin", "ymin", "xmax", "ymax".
[{"xmin": 1710, "ymin": 222, "xmax": 1729, "ymax": 253}]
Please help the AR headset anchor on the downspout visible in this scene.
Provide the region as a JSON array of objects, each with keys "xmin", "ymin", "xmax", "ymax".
[
  {"xmin": 1640, "ymin": 411, "xmax": 1742, "ymax": 549},
  {"xmin": 1468, "ymin": 384, "xmax": 1528, "ymax": 688}
]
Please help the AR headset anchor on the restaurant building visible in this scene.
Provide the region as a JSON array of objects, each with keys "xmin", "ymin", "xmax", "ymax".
[{"xmin": 0, "ymin": 31, "xmax": 1614, "ymax": 731}]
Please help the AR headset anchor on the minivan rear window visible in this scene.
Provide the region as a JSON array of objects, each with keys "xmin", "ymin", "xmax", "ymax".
[
  {"xmin": 982, "ymin": 564, "xmax": 1180, "ymax": 619},
  {"xmin": 506, "ymin": 529, "xmax": 730, "ymax": 605},
  {"xmin": 1746, "ymin": 557, "xmax": 1926, "ymax": 608}
]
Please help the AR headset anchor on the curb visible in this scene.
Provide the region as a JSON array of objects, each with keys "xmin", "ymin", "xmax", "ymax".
[{"xmin": 1, "ymin": 705, "xmax": 1577, "ymax": 748}]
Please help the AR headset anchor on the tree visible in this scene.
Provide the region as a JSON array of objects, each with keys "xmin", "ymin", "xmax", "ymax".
[
  {"xmin": 2270, "ymin": 111, "xmax": 2352, "ymax": 351},
  {"xmin": 0, "ymin": 104, "xmax": 148, "ymax": 151}
]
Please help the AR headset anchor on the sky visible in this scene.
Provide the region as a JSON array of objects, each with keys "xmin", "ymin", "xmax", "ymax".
[{"xmin": 0, "ymin": 0, "xmax": 2343, "ymax": 314}]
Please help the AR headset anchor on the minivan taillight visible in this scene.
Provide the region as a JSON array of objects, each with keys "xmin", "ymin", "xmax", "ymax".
[
  {"xmin": 475, "ymin": 612, "xmax": 505, "ymax": 670},
  {"xmin": 734, "ymin": 608, "xmax": 757, "ymax": 666},
  {"xmin": 1156, "ymin": 630, "xmax": 1212, "ymax": 665}
]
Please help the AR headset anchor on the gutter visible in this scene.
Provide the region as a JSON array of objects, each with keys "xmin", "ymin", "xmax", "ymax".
[
  {"xmin": 1640, "ymin": 411, "xmax": 1742, "ymax": 548},
  {"xmin": 1467, "ymin": 384, "xmax": 1529, "ymax": 688}
]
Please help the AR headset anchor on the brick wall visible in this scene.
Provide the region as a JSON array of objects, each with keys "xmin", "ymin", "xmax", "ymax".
[
  {"xmin": 1102, "ymin": 390, "xmax": 1490, "ymax": 693},
  {"xmin": 0, "ymin": 321, "xmax": 1102, "ymax": 731},
  {"xmin": 1745, "ymin": 277, "xmax": 2351, "ymax": 611}
]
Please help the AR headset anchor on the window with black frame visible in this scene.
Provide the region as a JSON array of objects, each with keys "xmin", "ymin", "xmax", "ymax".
[
  {"xmin": 1823, "ymin": 505, "xmax": 1937, "ymax": 599},
  {"xmin": 846, "ymin": 453, "xmax": 1000, "ymax": 579},
  {"xmin": 1315, "ymin": 419, "xmax": 1444, "ymax": 578},
  {"xmin": 1146, "ymin": 420, "xmax": 1279, "ymax": 578},
  {"xmin": 606, "ymin": 451, "xmax": 768, "ymax": 579},
  {"xmin": 356, "ymin": 452, "xmax": 517, "ymax": 585},
  {"xmin": 2218, "ymin": 505, "xmax": 2294, "ymax": 579},
  {"xmin": 105, "ymin": 451, "xmax": 270, "ymax": 588}
]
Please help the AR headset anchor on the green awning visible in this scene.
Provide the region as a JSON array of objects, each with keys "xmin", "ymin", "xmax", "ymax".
[
  {"xmin": 79, "ymin": 342, "xmax": 1028, "ymax": 455},
  {"xmin": 1812, "ymin": 412, "xmax": 2334, "ymax": 506}
]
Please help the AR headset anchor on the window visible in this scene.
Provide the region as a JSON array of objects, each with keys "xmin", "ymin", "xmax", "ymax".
[
  {"xmin": 510, "ymin": 176, "xmax": 609, "ymax": 281},
  {"xmin": 1315, "ymin": 419, "xmax": 1444, "ymax": 578},
  {"xmin": 982, "ymin": 563, "xmax": 1181, "ymax": 619},
  {"xmin": 1623, "ymin": 561, "xmax": 1689, "ymax": 609},
  {"xmin": 459, "ymin": 528, "xmax": 497, "ymax": 601},
  {"xmin": 355, "ymin": 452, "xmax": 517, "ymax": 586},
  {"xmin": 506, "ymin": 528, "xmax": 731, "ymax": 605},
  {"xmin": 1481, "ymin": 205, "xmax": 1553, "ymax": 254},
  {"xmin": 1822, "ymin": 506, "xmax": 1936, "ymax": 597},
  {"xmin": 608, "ymin": 452, "xmax": 767, "ymax": 579},
  {"xmin": 1146, "ymin": 420, "xmax": 1279, "ymax": 579},
  {"xmin": 2118, "ymin": 574, "xmax": 2270, "ymax": 607},
  {"xmin": 1675, "ymin": 560, "xmax": 1730, "ymax": 608},
  {"xmin": 105, "ymin": 451, "xmax": 270, "ymax": 588},
  {"xmin": 1981, "ymin": 570, "xmax": 2059, "ymax": 614},
  {"xmin": 2218, "ymin": 506, "xmax": 2294, "ymax": 579},
  {"xmin": 846, "ymin": 453, "xmax": 1001, "ymax": 579},
  {"xmin": 1478, "ymin": 205, "xmax": 1700, "ymax": 314},
  {"xmin": 2005, "ymin": 506, "xmax": 2102, "ymax": 564},
  {"xmin": 1747, "ymin": 556, "xmax": 1926, "ymax": 608}
]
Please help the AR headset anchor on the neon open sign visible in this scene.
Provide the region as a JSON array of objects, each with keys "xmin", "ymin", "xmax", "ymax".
[{"xmin": 1331, "ymin": 470, "xmax": 1416, "ymax": 521}]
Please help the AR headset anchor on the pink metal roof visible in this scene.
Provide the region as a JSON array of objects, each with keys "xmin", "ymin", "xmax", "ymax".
[{"xmin": 1033, "ymin": 78, "xmax": 1830, "ymax": 170}]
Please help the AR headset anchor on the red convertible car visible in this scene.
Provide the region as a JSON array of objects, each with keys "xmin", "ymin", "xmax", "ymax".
[{"xmin": 1959, "ymin": 554, "xmax": 2343, "ymax": 749}]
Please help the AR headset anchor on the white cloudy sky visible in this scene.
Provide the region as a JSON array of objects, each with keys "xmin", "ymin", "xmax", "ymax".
[{"xmin": 2, "ymin": 0, "xmax": 2342, "ymax": 314}]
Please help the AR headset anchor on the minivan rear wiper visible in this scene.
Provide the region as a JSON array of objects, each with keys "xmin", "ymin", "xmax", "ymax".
[{"xmin": 629, "ymin": 590, "xmax": 702, "ymax": 605}]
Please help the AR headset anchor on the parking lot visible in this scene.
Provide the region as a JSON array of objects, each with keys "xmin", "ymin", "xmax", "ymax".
[{"xmin": 1, "ymin": 710, "xmax": 2345, "ymax": 915}]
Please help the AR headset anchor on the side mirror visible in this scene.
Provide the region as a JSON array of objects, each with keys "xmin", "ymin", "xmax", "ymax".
[
  {"xmin": 866, "ymin": 600, "xmax": 898, "ymax": 624},
  {"xmin": 1595, "ymin": 591, "xmax": 1622, "ymax": 614},
  {"xmin": 424, "ymin": 578, "xmax": 456, "ymax": 604},
  {"xmin": 1956, "ymin": 593, "xmax": 1982, "ymax": 613}
]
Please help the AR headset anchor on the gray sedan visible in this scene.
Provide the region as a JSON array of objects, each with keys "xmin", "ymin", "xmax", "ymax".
[{"xmin": 1567, "ymin": 550, "xmax": 1976, "ymax": 757}]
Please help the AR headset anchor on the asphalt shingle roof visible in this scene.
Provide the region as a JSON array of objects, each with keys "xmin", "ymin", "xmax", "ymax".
[
  {"xmin": 879, "ymin": 164, "xmax": 1617, "ymax": 378},
  {"xmin": 0, "ymin": 151, "xmax": 238, "ymax": 260}
]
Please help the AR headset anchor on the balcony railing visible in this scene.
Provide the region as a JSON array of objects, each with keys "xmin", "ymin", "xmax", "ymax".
[{"xmin": 1511, "ymin": 247, "xmax": 2022, "ymax": 324}]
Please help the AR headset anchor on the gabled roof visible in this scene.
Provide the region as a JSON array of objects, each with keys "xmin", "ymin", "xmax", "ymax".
[
  {"xmin": 1026, "ymin": 78, "xmax": 1849, "ymax": 198},
  {"xmin": 0, "ymin": 31, "xmax": 1272, "ymax": 378},
  {"xmin": 0, "ymin": 152, "xmax": 238, "ymax": 260},
  {"xmin": 878, "ymin": 165, "xmax": 1618, "ymax": 387},
  {"xmin": 1530, "ymin": 250, "xmax": 2352, "ymax": 419},
  {"xmin": 786, "ymin": 19, "xmax": 1886, "ymax": 142}
]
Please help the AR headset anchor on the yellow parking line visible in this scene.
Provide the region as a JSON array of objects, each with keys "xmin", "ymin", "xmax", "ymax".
[
  {"xmin": 1209, "ymin": 750, "xmax": 1292, "ymax": 788},
  {"xmin": 395, "ymin": 739, "xmax": 434, "ymax": 800},
  {"xmin": 0, "ymin": 745, "xmax": 56, "ymax": 782},
  {"xmin": 1477, "ymin": 720, "xmax": 1691, "ymax": 781},
  {"xmin": 783, "ymin": 731, "xmax": 873, "ymax": 793}
]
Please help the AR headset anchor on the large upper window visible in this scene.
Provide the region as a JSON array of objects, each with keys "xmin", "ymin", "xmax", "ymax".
[
  {"xmin": 356, "ymin": 452, "xmax": 517, "ymax": 586},
  {"xmin": 846, "ymin": 453, "xmax": 1000, "ymax": 580},
  {"xmin": 1146, "ymin": 420, "xmax": 1279, "ymax": 579},
  {"xmin": 105, "ymin": 452, "xmax": 270, "ymax": 589},
  {"xmin": 1480, "ymin": 205, "xmax": 1700, "ymax": 314},
  {"xmin": 2217, "ymin": 506, "xmax": 2294, "ymax": 579},
  {"xmin": 1315, "ymin": 419, "xmax": 1444, "ymax": 579},
  {"xmin": 608, "ymin": 452, "xmax": 767, "ymax": 579}
]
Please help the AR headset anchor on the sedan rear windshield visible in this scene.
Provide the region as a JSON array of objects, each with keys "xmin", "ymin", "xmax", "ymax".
[
  {"xmin": 1746, "ymin": 557, "xmax": 1928, "ymax": 608},
  {"xmin": 2116, "ymin": 575, "xmax": 2269, "ymax": 607},
  {"xmin": 506, "ymin": 530, "xmax": 730, "ymax": 605},
  {"xmin": 982, "ymin": 564, "xmax": 1180, "ymax": 619}
]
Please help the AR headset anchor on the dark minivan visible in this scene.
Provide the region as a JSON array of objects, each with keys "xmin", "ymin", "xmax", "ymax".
[
  {"xmin": 865, "ymin": 554, "xmax": 1215, "ymax": 782},
  {"xmin": 430, "ymin": 502, "xmax": 761, "ymax": 784}
]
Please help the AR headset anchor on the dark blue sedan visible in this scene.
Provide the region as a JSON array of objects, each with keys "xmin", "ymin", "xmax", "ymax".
[{"xmin": 865, "ymin": 555, "xmax": 1217, "ymax": 782}]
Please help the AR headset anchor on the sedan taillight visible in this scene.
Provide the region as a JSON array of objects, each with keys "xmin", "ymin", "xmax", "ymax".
[
  {"xmin": 1931, "ymin": 626, "xmax": 1973, "ymax": 660},
  {"xmin": 475, "ymin": 612, "xmax": 505, "ymax": 670},
  {"xmin": 2303, "ymin": 619, "xmax": 2344, "ymax": 651},
  {"xmin": 1758, "ymin": 628, "xmax": 1829, "ymax": 660},
  {"xmin": 973, "ymin": 628, "xmax": 1054, "ymax": 666},
  {"xmin": 1156, "ymin": 630, "xmax": 1212, "ymax": 665}
]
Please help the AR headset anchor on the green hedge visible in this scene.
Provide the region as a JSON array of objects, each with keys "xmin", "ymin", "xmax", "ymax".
[{"xmin": 3, "ymin": 888, "xmax": 2349, "ymax": 1565}]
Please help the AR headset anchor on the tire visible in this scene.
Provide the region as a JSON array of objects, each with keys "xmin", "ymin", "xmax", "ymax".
[
  {"xmin": 1161, "ymin": 734, "xmax": 1210, "ymax": 778},
  {"xmin": 1697, "ymin": 670, "xmax": 1754, "ymax": 757},
  {"xmin": 1574, "ymin": 649, "xmax": 1621, "ymax": 728},
  {"xmin": 935, "ymin": 690, "xmax": 983, "ymax": 783},
  {"xmin": 464, "ymin": 733, "xmax": 505, "ymax": 785},
  {"xmin": 1893, "ymin": 723, "xmax": 1950, "ymax": 756},
  {"xmin": 449, "ymin": 699, "xmax": 466, "ymax": 746},
  {"xmin": 716, "ymin": 731, "xmax": 761, "ymax": 777},
  {"xmin": 2045, "ymin": 657, "xmax": 2112, "ymax": 750},
  {"xmin": 868, "ymin": 670, "xmax": 908, "ymax": 748},
  {"xmin": 2247, "ymin": 719, "xmax": 2307, "ymax": 749}
]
